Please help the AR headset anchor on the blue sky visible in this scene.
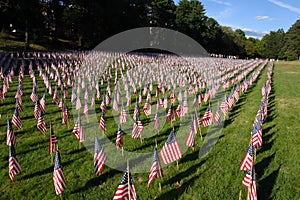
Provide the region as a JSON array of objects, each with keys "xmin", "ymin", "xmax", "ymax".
[{"xmin": 174, "ymin": 0, "xmax": 300, "ymax": 38}]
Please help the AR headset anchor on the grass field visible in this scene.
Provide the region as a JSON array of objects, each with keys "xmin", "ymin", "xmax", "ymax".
[{"xmin": 0, "ymin": 60, "xmax": 299, "ymax": 200}]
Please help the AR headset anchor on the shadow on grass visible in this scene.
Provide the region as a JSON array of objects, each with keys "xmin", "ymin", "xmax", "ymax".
[
  {"xmin": 72, "ymin": 169, "xmax": 121, "ymax": 194},
  {"xmin": 258, "ymin": 166, "xmax": 281, "ymax": 200},
  {"xmin": 158, "ymin": 158, "xmax": 207, "ymax": 200}
]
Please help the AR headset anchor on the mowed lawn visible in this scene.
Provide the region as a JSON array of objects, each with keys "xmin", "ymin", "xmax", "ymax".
[{"xmin": 0, "ymin": 60, "xmax": 299, "ymax": 200}]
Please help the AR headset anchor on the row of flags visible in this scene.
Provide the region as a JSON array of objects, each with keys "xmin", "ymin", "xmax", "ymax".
[
  {"xmin": 1, "ymin": 51, "xmax": 270, "ymax": 198},
  {"xmin": 239, "ymin": 62, "xmax": 274, "ymax": 200}
]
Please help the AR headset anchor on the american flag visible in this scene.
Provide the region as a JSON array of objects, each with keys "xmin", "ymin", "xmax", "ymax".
[
  {"xmin": 247, "ymin": 166, "xmax": 257, "ymax": 200},
  {"xmin": 37, "ymin": 111, "xmax": 47, "ymax": 134},
  {"xmin": 186, "ymin": 124, "xmax": 195, "ymax": 147},
  {"xmin": 214, "ymin": 106, "xmax": 221, "ymax": 124},
  {"xmin": 166, "ymin": 104, "xmax": 175, "ymax": 123},
  {"xmin": 153, "ymin": 111, "xmax": 160, "ymax": 130},
  {"xmin": 120, "ymin": 106, "xmax": 127, "ymax": 124},
  {"xmin": 203, "ymin": 88, "xmax": 210, "ymax": 103},
  {"xmin": 201, "ymin": 106, "xmax": 213, "ymax": 127},
  {"xmin": 53, "ymin": 87, "xmax": 59, "ymax": 104},
  {"xmin": 49, "ymin": 126, "xmax": 58, "ymax": 154},
  {"xmin": 113, "ymin": 170, "xmax": 136, "ymax": 200},
  {"xmin": 160, "ymin": 130, "xmax": 182, "ymax": 164},
  {"xmin": 34, "ymin": 100, "xmax": 41, "ymax": 119},
  {"xmin": 105, "ymin": 91, "xmax": 111, "ymax": 105},
  {"xmin": 176, "ymin": 104, "xmax": 182, "ymax": 119},
  {"xmin": 132, "ymin": 116, "xmax": 142, "ymax": 139},
  {"xmin": 7, "ymin": 119, "xmax": 16, "ymax": 147},
  {"xmin": 252, "ymin": 123, "xmax": 262, "ymax": 148},
  {"xmin": 113, "ymin": 95, "xmax": 119, "ymax": 111},
  {"xmin": 143, "ymin": 99, "xmax": 151, "ymax": 117},
  {"xmin": 30, "ymin": 86, "xmax": 38, "ymax": 103},
  {"xmin": 240, "ymin": 143, "xmax": 254, "ymax": 171},
  {"xmin": 99, "ymin": 112, "xmax": 106, "ymax": 133},
  {"xmin": 100, "ymin": 98, "xmax": 107, "ymax": 114},
  {"xmin": 9, "ymin": 145, "xmax": 21, "ymax": 181},
  {"xmin": 163, "ymin": 95, "xmax": 168, "ymax": 109},
  {"xmin": 15, "ymin": 98, "xmax": 22, "ymax": 112},
  {"xmin": 94, "ymin": 136, "xmax": 107, "ymax": 176},
  {"xmin": 53, "ymin": 151, "xmax": 66, "ymax": 195},
  {"xmin": 233, "ymin": 85, "xmax": 240, "ymax": 101},
  {"xmin": 72, "ymin": 115, "xmax": 85, "ymax": 142},
  {"xmin": 138, "ymin": 90, "xmax": 143, "ymax": 104},
  {"xmin": 220, "ymin": 95, "xmax": 229, "ymax": 116},
  {"xmin": 0, "ymin": 86, "xmax": 4, "ymax": 101},
  {"xmin": 148, "ymin": 148, "xmax": 163, "ymax": 188},
  {"xmin": 116, "ymin": 124, "xmax": 124, "ymax": 149},
  {"xmin": 75, "ymin": 97, "xmax": 82, "ymax": 110},
  {"xmin": 170, "ymin": 92, "xmax": 176, "ymax": 104},
  {"xmin": 12, "ymin": 109, "xmax": 22, "ymax": 130},
  {"xmin": 83, "ymin": 100, "xmax": 89, "ymax": 117},
  {"xmin": 40, "ymin": 93, "xmax": 46, "ymax": 115},
  {"xmin": 58, "ymin": 99, "xmax": 63, "ymax": 110},
  {"xmin": 182, "ymin": 98, "xmax": 188, "ymax": 116},
  {"xmin": 133, "ymin": 101, "xmax": 140, "ymax": 120}
]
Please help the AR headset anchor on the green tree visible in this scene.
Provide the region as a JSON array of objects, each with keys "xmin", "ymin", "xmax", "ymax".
[
  {"xmin": 262, "ymin": 28, "xmax": 285, "ymax": 59},
  {"xmin": 283, "ymin": 20, "xmax": 300, "ymax": 60},
  {"xmin": 148, "ymin": 0, "xmax": 176, "ymax": 28},
  {"xmin": 175, "ymin": 0, "xmax": 207, "ymax": 44}
]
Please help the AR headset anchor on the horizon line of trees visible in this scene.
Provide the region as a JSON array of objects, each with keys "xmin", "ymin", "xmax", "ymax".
[{"xmin": 0, "ymin": 0, "xmax": 299, "ymax": 60}]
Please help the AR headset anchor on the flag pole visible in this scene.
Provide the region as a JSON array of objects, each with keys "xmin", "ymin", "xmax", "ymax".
[
  {"xmin": 127, "ymin": 160, "xmax": 131, "ymax": 200},
  {"xmin": 50, "ymin": 123, "xmax": 53, "ymax": 164},
  {"xmin": 155, "ymin": 140, "xmax": 162, "ymax": 192},
  {"xmin": 239, "ymin": 189, "xmax": 242, "ymax": 200}
]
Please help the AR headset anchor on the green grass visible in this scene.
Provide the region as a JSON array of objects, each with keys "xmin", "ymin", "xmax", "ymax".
[{"xmin": 0, "ymin": 60, "xmax": 299, "ymax": 199}]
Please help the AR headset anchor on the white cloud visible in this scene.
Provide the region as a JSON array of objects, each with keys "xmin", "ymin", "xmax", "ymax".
[
  {"xmin": 268, "ymin": 0, "xmax": 300, "ymax": 14},
  {"xmin": 210, "ymin": 0, "xmax": 231, "ymax": 6},
  {"xmin": 255, "ymin": 16, "xmax": 270, "ymax": 20},
  {"xmin": 230, "ymin": 26, "xmax": 268, "ymax": 38}
]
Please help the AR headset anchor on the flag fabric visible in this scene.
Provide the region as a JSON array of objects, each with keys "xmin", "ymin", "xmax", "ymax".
[
  {"xmin": 100, "ymin": 98, "xmax": 107, "ymax": 114},
  {"xmin": 40, "ymin": 93, "xmax": 46, "ymax": 115},
  {"xmin": 99, "ymin": 112, "xmax": 106, "ymax": 133},
  {"xmin": 37, "ymin": 111, "xmax": 47, "ymax": 134},
  {"xmin": 30, "ymin": 86, "xmax": 38, "ymax": 103},
  {"xmin": 143, "ymin": 99, "xmax": 151, "ymax": 117},
  {"xmin": 214, "ymin": 106, "xmax": 221, "ymax": 124},
  {"xmin": 148, "ymin": 148, "xmax": 163, "ymax": 188},
  {"xmin": 240, "ymin": 143, "xmax": 254, "ymax": 171},
  {"xmin": 116, "ymin": 124, "xmax": 124, "ymax": 149},
  {"xmin": 94, "ymin": 136, "xmax": 107, "ymax": 176},
  {"xmin": 132, "ymin": 116, "xmax": 143, "ymax": 139},
  {"xmin": 220, "ymin": 95, "xmax": 229, "ymax": 116},
  {"xmin": 7, "ymin": 119, "xmax": 16, "ymax": 147},
  {"xmin": 62, "ymin": 104, "xmax": 69, "ymax": 125},
  {"xmin": 166, "ymin": 104, "xmax": 175, "ymax": 123},
  {"xmin": 9, "ymin": 145, "xmax": 21, "ymax": 181},
  {"xmin": 201, "ymin": 106, "xmax": 213, "ymax": 127},
  {"xmin": 53, "ymin": 151, "xmax": 66, "ymax": 195},
  {"xmin": 113, "ymin": 170, "xmax": 136, "ymax": 200},
  {"xmin": 49, "ymin": 126, "xmax": 58, "ymax": 154},
  {"xmin": 153, "ymin": 111, "xmax": 160, "ymax": 130},
  {"xmin": 247, "ymin": 166, "xmax": 257, "ymax": 200},
  {"xmin": 133, "ymin": 101, "xmax": 140, "ymax": 120},
  {"xmin": 12, "ymin": 109, "xmax": 22, "ymax": 130},
  {"xmin": 186, "ymin": 124, "xmax": 195, "ymax": 147},
  {"xmin": 72, "ymin": 115, "xmax": 85, "ymax": 142},
  {"xmin": 160, "ymin": 130, "xmax": 182, "ymax": 164},
  {"xmin": 176, "ymin": 104, "xmax": 182, "ymax": 119},
  {"xmin": 120, "ymin": 107, "xmax": 127, "ymax": 124},
  {"xmin": 242, "ymin": 169, "xmax": 252, "ymax": 188},
  {"xmin": 15, "ymin": 98, "xmax": 22, "ymax": 113},
  {"xmin": 34, "ymin": 100, "xmax": 41, "ymax": 119},
  {"xmin": 251, "ymin": 123, "xmax": 262, "ymax": 148}
]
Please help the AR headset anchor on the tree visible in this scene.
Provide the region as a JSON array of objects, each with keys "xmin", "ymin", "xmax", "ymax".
[
  {"xmin": 175, "ymin": 0, "xmax": 207, "ymax": 44},
  {"xmin": 262, "ymin": 28, "xmax": 285, "ymax": 59},
  {"xmin": 148, "ymin": 0, "xmax": 176, "ymax": 28},
  {"xmin": 283, "ymin": 20, "xmax": 300, "ymax": 60}
]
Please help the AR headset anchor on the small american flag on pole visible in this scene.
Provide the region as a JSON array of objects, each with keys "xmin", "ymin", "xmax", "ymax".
[
  {"xmin": 201, "ymin": 106, "xmax": 213, "ymax": 127},
  {"xmin": 7, "ymin": 119, "xmax": 16, "ymax": 147},
  {"xmin": 160, "ymin": 130, "xmax": 182, "ymax": 164},
  {"xmin": 116, "ymin": 124, "xmax": 124, "ymax": 149},
  {"xmin": 120, "ymin": 106, "xmax": 127, "ymax": 124},
  {"xmin": 49, "ymin": 125, "xmax": 58, "ymax": 154},
  {"xmin": 12, "ymin": 108, "xmax": 22, "ymax": 130},
  {"xmin": 37, "ymin": 111, "xmax": 47, "ymax": 134},
  {"xmin": 94, "ymin": 136, "xmax": 107, "ymax": 176},
  {"xmin": 53, "ymin": 151, "xmax": 66, "ymax": 195},
  {"xmin": 186, "ymin": 124, "xmax": 195, "ymax": 147},
  {"xmin": 113, "ymin": 169, "xmax": 136, "ymax": 200},
  {"xmin": 9, "ymin": 145, "xmax": 21, "ymax": 182},
  {"xmin": 99, "ymin": 112, "xmax": 106, "ymax": 133},
  {"xmin": 148, "ymin": 148, "xmax": 163, "ymax": 188},
  {"xmin": 240, "ymin": 143, "xmax": 254, "ymax": 171}
]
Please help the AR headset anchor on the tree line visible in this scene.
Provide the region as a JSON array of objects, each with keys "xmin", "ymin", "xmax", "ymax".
[{"xmin": 0, "ymin": 0, "xmax": 299, "ymax": 60}]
